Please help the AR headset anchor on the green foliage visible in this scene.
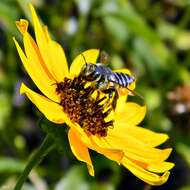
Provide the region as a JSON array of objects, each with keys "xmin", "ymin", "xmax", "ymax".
[
  {"xmin": 176, "ymin": 143, "xmax": 190, "ymax": 166},
  {"xmin": 0, "ymin": 157, "xmax": 25, "ymax": 173},
  {"xmin": 55, "ymin": 165, "xmax": 115, "ymax": 190},
  {"xmin": 55, "ymin": 165, "xmax": 89, "ymax": 190}
]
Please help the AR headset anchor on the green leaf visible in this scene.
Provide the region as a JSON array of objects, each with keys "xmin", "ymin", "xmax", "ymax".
[
  {"xmin": 0, "ymin": 1, "xmax": 18, "ymax": 34},
  {"xmin": 90, "ymin": 183, "xmax": 114, "ymax": 190},
  {"xmin": 158, "ymin": 21, "xmax": 190, "ymax": 50},
  {"xmin": 55, "ymin": 165, "xmax": 89, "ymax": 190},
  {"xmin": 117, "ymin": 0, "xmax": 169, "ymax": 63},
  {"xmin": 180, "ymin": 185, "xmax": 190, "ymax": 190},
  {"xmin": 0, "ymin": 157, "xmax": 25, "ymax": 173},
  {"xmin": 103, "ymin": 15, "xmax": 129, "ymax": 42},
  {"xmin": 176, "ymin": 143, "xmax": 190, "ymax": 166},
  {"xmin": 98, "ymin": 0, "xmax": 169, "ymax": 65},
  {"xmin": 0, "ymin": 93, "xmax": 11, "ymax": 130},
  {"xmin": 132, "ymin": 38, "xmax": 163, "ymax": 81}
]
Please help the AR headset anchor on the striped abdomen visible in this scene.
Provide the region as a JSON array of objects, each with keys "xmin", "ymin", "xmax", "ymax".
[{"xmin": 111, "ymin": 72, "xmax": 135, "ymax": 87}]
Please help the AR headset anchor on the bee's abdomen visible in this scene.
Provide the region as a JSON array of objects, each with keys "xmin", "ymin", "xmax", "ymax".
[{"xmin": 113, "ymin": 72, "xmax": 135, "ymax": 87}]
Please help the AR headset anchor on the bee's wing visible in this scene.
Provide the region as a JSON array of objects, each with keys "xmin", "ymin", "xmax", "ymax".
[{"xmin": 100, "ymin": 51, "xmax": 109, "ymax": 65}]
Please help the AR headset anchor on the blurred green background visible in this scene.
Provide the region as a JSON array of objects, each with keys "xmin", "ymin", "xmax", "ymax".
[{"xmin": 0, "ymin": 0, "xmax": 190, "ymax": 189}]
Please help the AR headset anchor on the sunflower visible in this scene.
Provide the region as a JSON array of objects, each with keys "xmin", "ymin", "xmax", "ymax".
[{"xmin": 13, "ymin": 4, "xmax": 174, "ymax": 186}]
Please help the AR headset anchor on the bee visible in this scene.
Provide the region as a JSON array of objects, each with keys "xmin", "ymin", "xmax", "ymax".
[{"xmin": 79, "ymin": 51, "xmax": 140, "ymax": 109}]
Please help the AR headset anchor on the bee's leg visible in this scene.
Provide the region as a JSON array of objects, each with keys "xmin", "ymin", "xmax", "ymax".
[
  {"xmin": 112, "ymin": 90, "xmax": 119, "ymax": 110},
  {"xmin": 102, "ymin": 88, "xmax": 116, "ymax": 108},
  {"xmin": 81, "ymin": 86, "xmax": 94, "ymax": 98},
  {"xmin": 102, "ymin": 88, "xmax": 115, "ymax": 98},
  {"xmin": 96, "ymin": 81, "xmax": 108, "ymax": 91},
  {"xmin": 95, "ymin": 90, "xmax": 100, "ymax": 101}
]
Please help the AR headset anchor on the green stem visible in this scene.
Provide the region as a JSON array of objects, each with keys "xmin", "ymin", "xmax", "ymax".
[{"xmin": 14, "ymin": 135, "xmax": 54, "ymax": 190}]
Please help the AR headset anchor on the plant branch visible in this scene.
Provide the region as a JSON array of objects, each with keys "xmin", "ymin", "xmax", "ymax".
[{"xmin": 14, "ymin": 135, "xmax": 54, "ymax": 190}]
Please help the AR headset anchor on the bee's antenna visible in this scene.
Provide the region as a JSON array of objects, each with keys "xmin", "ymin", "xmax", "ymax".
[
  {"xmin": 81, "ymin": 53, "xmax": 87, "ymax": 67},
  {"xmin": 126, "ymin": 87, "xmax": 144, "ymax": 100}
]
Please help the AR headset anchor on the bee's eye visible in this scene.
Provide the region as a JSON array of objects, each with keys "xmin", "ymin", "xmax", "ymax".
[
  {"xmin": 89, "ymin": 65, "xmax": 95, "ymax": 71},
  {"xmin": 86, "ymin": 64, "xmax": 95, "ymax": 73}
]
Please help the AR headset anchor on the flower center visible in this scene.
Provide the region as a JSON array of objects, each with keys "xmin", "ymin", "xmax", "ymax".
[{"xmin": 56, "ymin": 77, "xmax": 114, "ymax": 137}]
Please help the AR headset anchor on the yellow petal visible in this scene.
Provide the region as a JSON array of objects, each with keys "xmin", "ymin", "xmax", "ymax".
[
  {"xmin": 20, "ymin": 83, "xmax": 67, "ymax": 124},
  {"xmin": 29, "ymin": 4, "xmax": 68, "ymax": 81},
  {"xmin": 89, "ymin": 137, "xmax": 124, "ymax": 163},
  {"xmin": 23, "ymin": 31, "xmax": 55, "ymax": 81},
  {"xmin": 97, "ymin": 131, "xmax": 172, "ymax": 164},
  {"xmin": 123, "ymin": 148, "xmax": 172, "ymax": 165},
  {"xmin": 16, "ymin": 19, "xmax": 29, "ymax": 35},
  {"xmin": 69, "ymin": 126, "xmax": 124, "ymax": 163},
  {"xmin": 13, "ymin": 37, "xmax": 59, "ymax": 102},
  {"xmin": 68, "ymin": 129, "xmax": 94, "ymax": 176},
  {"xmin": 43, "ymin": 25, "xmax": 51, "ymax": 41},
  {"xmin": 122, "ymin": 157, "xmax": 170, "ymax": 185},
  {"xmin": 115, "ymin": 95, "xmax": 127, "ymax": 111},
  {"xmin": 147, "ymin": 162, "xmax": 174, "ymax": 173},
  {"xmin": 69, "ymin": 49, "xmax": 100, "ymax": 77},
  {"xmin": 128, "ymin": 158, "xmax": 174, "ymax": 173},
  {"xmin": 113, "ymin": 125, "xmax": 169, "ymax": 147},
  {"xmin": 115, "ymin": 102, "xmax": 146, "ymax": 126},
  {"xmin": 48, "ymin": 40, "xmax": 69, "ymax": 81},
  {"xmin": 43, "ymin": 25, "xmax": 69, "ymax": 81}
]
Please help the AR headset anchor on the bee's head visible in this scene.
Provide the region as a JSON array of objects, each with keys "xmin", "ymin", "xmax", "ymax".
[{"xmin": 80, "ymin": 63, "xmax": 96, "ymax": 81}]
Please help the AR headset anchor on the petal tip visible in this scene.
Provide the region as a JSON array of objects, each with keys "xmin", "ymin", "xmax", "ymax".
[
  {"xmin": 16, "ymin": 19, "xmax": 29, "ymax": 35},
  {"xmin": 166, "ymin": 148, "xmax": 173, "ymax": 155},
  {"xmin": 162, "ymin": 134, "xmax": 169, "ymax": 142},
  {"xmin": 158, "ymin": 171, "xmax": 170, "ymax": 185},
  {"xmin": 29, "ymin": 3, "xmax": 38, "ymax": 23},
  {"xmin": 166, "ymin": 163, "xmax": 175, "ymax": 170},
  {"xmin": 28, "ymin": 3, "xmax": 35, "ymax": 12},
  {"xmin": 88, "ymin": 165, "xmax": 95, "ymax": 176},
  {"xmin": 20, "ymin": 83, "xmax": 26, "ymax": 95}
]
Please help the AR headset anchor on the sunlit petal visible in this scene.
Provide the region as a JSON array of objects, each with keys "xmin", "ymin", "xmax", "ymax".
[
  {"xmin": 147, "ymin": 162, "xmax": 174, "ymax": 173},
  {"xmin": 127, "ymin": 159, "xmax": 174, "ymax": 173},
  {"xmin": 115, "ymin": 102, "xmax": 146, "ymax": 126},
  {"xmin": 69, "ymin": 49, "xmax": 100, "ymax": 77},
  {"xmin": 122, "ymin": 157, "xmax": 170, "ymax": 185},
  {"xmin": 113, "ymin": 125, "xmax": 169, "ymax": 147},
  {"xmin": 20, "ymin": 83, "xmax": 67, "ymax": 124},
  {"xmin": 68, "ymin": 129, "xmax": 94, "ymax": 176},
  {"xmin": 29, "ymin": 4, "xmax": 68, "ymax": 82},
  {"xmin": 94, "ymin": 131, "xmax": 172, "ymax": 164},
  {"xmin": 16, "ymin": 19, "xmax": 29, "ymax": 35},
  {"xmin": 14, "ymin": 38, "xmax": 59, "ymax": 102},
  {"xmin": 48, "ymin": 40, "xmax": 69, "ymax": 81},
  {"xmin": 70, "ymin": 127, "xmax": 124, "ymax": 163}
]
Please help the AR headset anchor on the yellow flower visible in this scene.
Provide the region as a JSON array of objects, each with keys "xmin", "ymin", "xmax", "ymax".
[{"xmin": 13, "ymin": 4, "xmax": 174, "ymax": 186}]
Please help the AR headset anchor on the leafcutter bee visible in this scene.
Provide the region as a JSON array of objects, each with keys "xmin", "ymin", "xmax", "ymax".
[{"xmin": 79, "ymin": 51, "xmax": 142, "ymax": 109}]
